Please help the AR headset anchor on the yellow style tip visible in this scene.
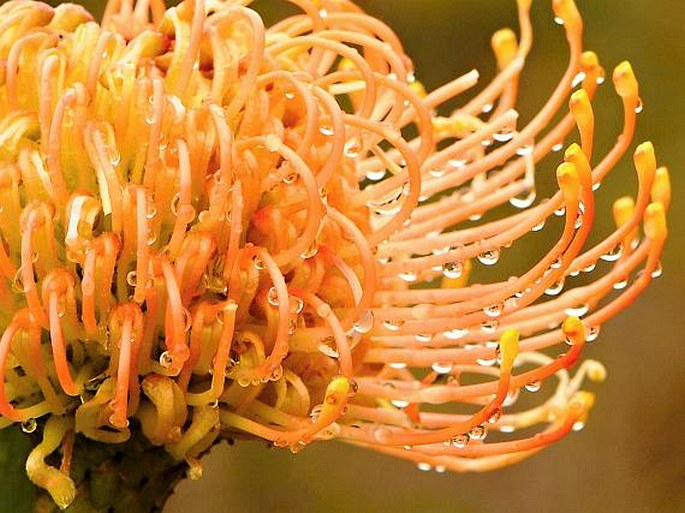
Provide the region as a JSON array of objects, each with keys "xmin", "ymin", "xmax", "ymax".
[
  {"xmin": 498, "ymin": 328, "xmax": 519, "ymax": 371},
  {"xmin": 562, "ymin": 316, "xmax": 586, "ymax": 345}
]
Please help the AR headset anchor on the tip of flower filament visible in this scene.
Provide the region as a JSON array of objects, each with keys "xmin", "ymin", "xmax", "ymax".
[
  {"xmin": 409, "ymin": 80, "xmax": 428, "ymax": 99},
  {"xmin": 26, "ymin": 416, "xmax": 76, "ymax": 510},
  {"xmin": 569, "ymin": 391, "xmax": 595, "ymax": 422},
  {"xmin": 498, "ymin": 329, "xmax": 519, "ymax": 371},
  {"xmin": 441, "ymin": 259, "xmax": 472, "ymax": 289},
  {"xmin": 553, "ymin": 0, "xmax": 582, "ymax": 33},
  {"xmin": 579, "ymin": 51, "xmax": 606, "ymax": 85},
  {"xmin": 651, "ymin": 167, "xmax": 671, "ymax": 211},
  {"xmin": 613, "ymin": 61, "xmax": 639, "ymax": 99},
  {"xmin": 564, "ymin": 143, "xmax": 592, "ymax": 190},
  {"xmin": 569, "ymin": 90, "xmax": 594, "ymax": 157},
  {"xmin": 562, "ymin": 316, "xmax": 586, "ymax": 345},
  {"xmin": 556, "ymin": 162, "xmax": 581, "ymax": 204},
  {"xmin": 644, "ymin": 202, "xmax": 667, "ymax": 241},
  {"xmin": 585, "ymin": 361, "xmax": 608, "ymax": 383},
  {"xmin": 613, "ymin": 196, "xmax": 635, "ymax": 229},
  {"xmin": 491, "ymin": 28, "xmax": 518, "ymax": 70},
  {"xmin": 634, "ymin": 141, "xmax": 657, "ymax": 184},
  {"xmin": 50, "ymin": 3, "xmax": 94, "ymax": 31},
  {"xmin": 325, "ymin": 377, "xmax": 352, "ymax": 403}
]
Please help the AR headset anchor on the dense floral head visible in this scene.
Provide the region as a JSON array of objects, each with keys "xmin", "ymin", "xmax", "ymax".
[{"xmin": 0, "ymin": 0, "xmax": 670, "ymax": 507}]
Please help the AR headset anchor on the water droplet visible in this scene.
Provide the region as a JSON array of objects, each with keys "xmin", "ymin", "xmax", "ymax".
[
  {"xmin": 651, "ymin": 261, "xmax": 663, "ymax": 278},
  {"xmin": 582, "ymin": 262, "xmax": 596, "ymax": 273},
  {"xmin": 448, "ymin": 158, "xmax": 468, "ymax": 169},
  {"xmin": 572, "ymin": 420, "xmax": 585, "ymax": 432},
  {"xmin": 554, "ymin": 205, "xmax": 566, "ymax": 217},
  {"xmin": 545, "ymin": 279, "xmax": 565, "ymax": 296},
  {"xmin": 586, "ymin": 325, "xmax": 600, "ymax": 342},
  {"xmin": 613, "ymin": 278, "xmax": 628, "ymax": 290},
  {"xmin": 442, "ymin": 261, "xmax": 463, "ymax": 279},
  {"xmin": 398, "ymin": 270, "xmax": 418, "ymax": 283},
  {"xmin": 428, "ymin": 167, "xmax": 445, "ymax": 178},
  {"xmin": 382, "ymin": 319, "xmax": 405, "ymax": 332},
  {"xmin": 417, "ymin": 462, "xmax": 432, "ymax": 472},
  {"xmin": 503, "ymin": 388, "xmax": 520, "ymax": 406},
  {"xmin": 353, "ymin": 311, "xmax": 375, "ymax": 334},
  {"xmin": 596, "ymin": 69, "xmax": 606, "ymax": 85},
  {"xmin": 431, "ymin": 362, "xmax": 453, "ymax": 374},
  {"xmin": 468, "ymin": 424, "xmax": 487, "ymax": 441},
  {"xmin": 572, "ymin": 71, "xmax": 587, "ymax": 88},
  {"xmin": 282, "ymin": 172, "xmax": 299, "ymax": 185},
  {"xmin": 267, "ymin": 286, "xmax": 279, "ymax": 306},
  {"xmin": 451, "ymin": 434, "xmax": 470, "ymax": 448},
  {"xmin": 290, "ymin": 297, "xmax": 304, "ymax": 315},
  {"xmin": 510, "ymin": 188, "xmax": 536, "ymax": 209},
  {"xmin": 552, "ymin": 142, "xmax": 565, "ymax": 152},
  {"xmin": 443, "ymin": 327, "xmax": 468, "ymax": 340},
  {"xmin": 516, "ymin": 144, "xmax": 534, "ymax": 156},
  {"xmin": 477, "ymin": 248, "xmax": 500, "ymax": 266},
  {"xmin": 634, "ymin": 98, "xmax": 643, "ymax": 114},
  {"xmin": 531, "ymin": 218, "xmax": 546, "ymax": 232},
  {"xmin": 574, "ymin": 212, "xmax": 584, "ymax": 229},
  {"xmin": 550, "ymin": 257, "xmax": 563, "ymax": 270},
  {"xmin": 366, "ymin": 168, "xmax": 387, "ymax": 182},
  {"xmin": 309, "ymin": 405, "xmax": 323, "ymax": 422},
  {"xmin": 415, "ymin": 333, "xmax": 433, "ymax": 343},
  {"xmin": 601, "ymin": 244, "xmax": 623, "ymax": 262},
  {"xmin": 488, "ymin": 409, "xmax": 502, "ymax": 424},
  {"xmin": 476, "ymin": 355, "xmax": 497, "ymax": 367},
  {"xmin": 480, "ymin": 320, "xmax": 499, "ymax": 334},
  {"xmin": 391, "ymin": 399, "xmax": 410, "ymax": 408},
  {"xmin": 21, "ymin": 418, "xmax": 37, "ymax": 433},
  {"xmin": 367, "ymin": 187, "xmax": 405, "ymax": 217},
  {"xmin": 482, "ymin": 103, "xmax": 494, "ymax": 114},
  {"xmin": 483, "ymin": 303, "xmax": 503, "ymax": 318},
  {"xmin": 126, "ymin": 271, "xmax": 138, "ymax": 287},
  {"xmin": 565, "ymin": 304, "xmax": 589, "ymax": 317},
  {"xmin": 319, "ymin": 125, "xmax": 334, "ymax": 136},
  {"xmin": 107, "ymin": 146, "xmax": 121, "ymax": 167},
  {"xmin": 388, "ymin": 362, "xmax": 407, "ymax": 370},
  {"xmin": 344, "ymin": 137, "xmax": 363, "ymax": 159},
  {"xmin": 500, "ymin": 425, "xmax": 516, "ymax": 433},
  {"xmin": 554, "ymin": 16, "xmax": 565, "ymax": 25},
  {"xmin": 159, "ymin": 351, "xmax": 173, "ymax": 369},
  {"xmin": 270, "ymin": 365, "xmax": 283, "ymax": 381},
  {"xmin": 284, "ymin": 91, "xmax": 296, "ymax": 100},
  {"xmin": 493, "ymin": 127, "xmax": 515, "ymax": 142},
  {"xmin": 525, "ymin": 380, "xmax": 542, "ymax": 393},
  {"xmin": 317, "ymin": 343, "xmax": 339, "ymax": 358},
  {"xmin": 300, "ymin": 241, "xmax": 319, "ymax": 259},
  {"xmin": 435, "ymin": 465, "xmax": 447, "ymax": 474}
]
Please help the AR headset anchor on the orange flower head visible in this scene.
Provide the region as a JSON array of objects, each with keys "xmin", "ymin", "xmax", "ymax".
[{"xmin": 0, "ymin": 0, "xmax": 670, "ymax": 506}]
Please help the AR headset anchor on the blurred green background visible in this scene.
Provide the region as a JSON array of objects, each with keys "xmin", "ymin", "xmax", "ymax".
[{"xmin": 15, "ymin": 0, "xmax": 685, "ymax": 512}]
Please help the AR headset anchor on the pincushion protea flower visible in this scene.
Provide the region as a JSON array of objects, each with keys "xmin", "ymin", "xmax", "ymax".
[{"xmin": 0, "ymin": 0, "xmax": 671, "ymax": 510}]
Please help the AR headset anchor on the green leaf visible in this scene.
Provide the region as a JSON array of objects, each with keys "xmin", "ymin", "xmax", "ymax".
[{"xmin": 0, "ymin": 427, "xmax": 36, "ymax": 513}]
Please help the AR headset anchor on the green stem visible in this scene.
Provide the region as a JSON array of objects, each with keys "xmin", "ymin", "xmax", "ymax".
[{"xmin": 31, "ymin": 432, "xmax": 187, "ymax": 513}]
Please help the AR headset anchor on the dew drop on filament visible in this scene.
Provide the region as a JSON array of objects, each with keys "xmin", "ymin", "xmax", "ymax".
[
  {"xmin": 442, "ymin": 261, "xmax": 463, "ymax": 279},
  {"xmin": 353, "ymin": 310, "xmax": 375, "ymax": 334},
  {"xmin": 21, "ymin": 418, "xmax": 37, "ymax": 433},
  {"xmin": 477, "ymin": 248, "xmax": 500, "ymax": 266},
  {"xmin": 525, "ymin": 380, "xmax": 542, "ymax": 393}
]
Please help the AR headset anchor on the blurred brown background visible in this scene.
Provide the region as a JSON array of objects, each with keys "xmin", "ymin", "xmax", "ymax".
[{"xmin": 35, "ymin": 0, "xmax": 685, "ymax": 512}]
